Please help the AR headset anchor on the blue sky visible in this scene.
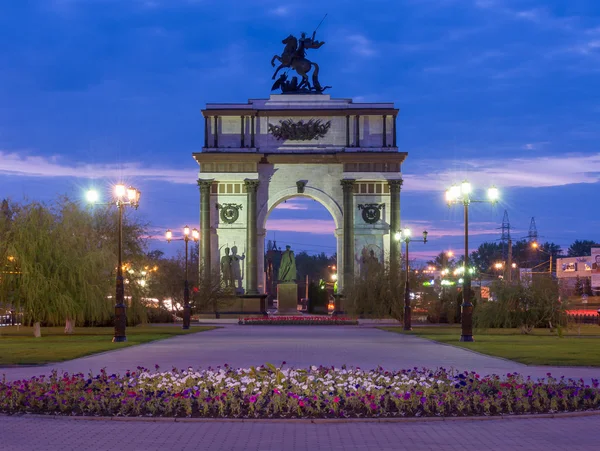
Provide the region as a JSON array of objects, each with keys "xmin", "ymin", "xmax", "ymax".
[{"xmin": 0, "ymin": 0, "xmax": 599, "ymax": 261}]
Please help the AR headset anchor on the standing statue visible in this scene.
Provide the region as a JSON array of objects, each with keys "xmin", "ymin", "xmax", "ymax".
[
  {"xmin": 270, "ymin": 15, "xmax": 331, "ymax": 94},
  {"xmin": 230, "ymin": 246, "xmax": 245, "ymax": 292},
  {"xmin": 220, "ymin": 247, "xmax": 235, "ymax": 288},
  {"xmin": 278, "ymin": 245, "xmax": 297, "ymax": 282}
]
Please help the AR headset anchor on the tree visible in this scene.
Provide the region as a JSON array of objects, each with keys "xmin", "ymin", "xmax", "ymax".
[
  {"xmin": 469, "ymin": 242, "xmax": 503, "ymax": 274},
  {"xmin": 584, "ymin": 277, "xmax": 593, "ymax": 296},
  {"xmin": 0, "ymin": 197, "xmax": 148, "ymax": 336},
  {"xmin": 294, "ymin": 251, "xmax": 335, "ymax": 283},
  {"xmin": 426, "ymin": 251, "xmax": 456, "ymax": 270},
  {"xmin": 575, "ymin": 276, "xmax": 584, "ymax": 296},
  {"xmin": 567, "ymin": 240, "xmax": 599, "ymax": 257}
]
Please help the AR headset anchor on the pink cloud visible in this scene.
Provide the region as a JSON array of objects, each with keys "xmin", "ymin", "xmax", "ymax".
[
  {"xmin": 272, "ymin": 201, "xmax": 309, "ymax": 211},
  {"xmin": 266, "ymin": 219, "xmax": 335, "ymax": 235}
]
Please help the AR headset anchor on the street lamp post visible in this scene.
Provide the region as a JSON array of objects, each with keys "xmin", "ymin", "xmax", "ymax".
[
  {"xmin": 445, "ymin": 181, "xmax": 499, "ymax": 342},
  {"xmin": 531, "ymin": 242, "xmax": 553, "ymax": 275},
  {"xmin": 166, "ymin": 226, "xmax": 199, "ymax": 329},
  {"xmin": 87, "ymin": 184, "xmax": 141, "ymax": 343},
  {"xmin": 394, "ymin": 228, "xmax": 428, "ymax": 331}
]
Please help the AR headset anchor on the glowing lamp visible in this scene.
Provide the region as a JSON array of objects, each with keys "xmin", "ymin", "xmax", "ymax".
[
  {"xmin": 86, "ymin": 189, "xmax": 99, "ymax": 203},
  {"xmin": 115, "ymin": 184, "xmax": 126, "ymax": 198},
  {"xmin": 487, "ymin": 186, "xmax": 499, "ymax": 202}
]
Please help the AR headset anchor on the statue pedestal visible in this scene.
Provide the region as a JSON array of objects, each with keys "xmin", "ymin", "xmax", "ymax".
[{"xmin": 277, "ymin": 283, "xmax": 298, "ymax": 315}]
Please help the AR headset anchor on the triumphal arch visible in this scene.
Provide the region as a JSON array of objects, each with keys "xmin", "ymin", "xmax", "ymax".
[{"xmin": 193, "ymin": 30, "xmax": 406, "ymax": 312}]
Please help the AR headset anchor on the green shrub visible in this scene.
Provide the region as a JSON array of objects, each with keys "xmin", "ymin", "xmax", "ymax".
[{"xmin": 474, "ymin": 277, "xmax": 566, "ymax": 332}]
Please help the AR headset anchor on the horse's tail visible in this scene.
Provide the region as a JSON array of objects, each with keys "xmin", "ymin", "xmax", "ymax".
[
  {"xmin": 311, "ymin": 62, "xmax": 320, "ymax": 78},
  {"xmin": 311, "ymin": 62, "xmax": 322, "ymax": 89}
]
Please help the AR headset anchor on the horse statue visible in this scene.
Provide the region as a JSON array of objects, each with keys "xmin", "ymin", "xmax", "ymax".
[{"xmin": 270, "ymin": 34, "xmax": 327, "ymax": 93}]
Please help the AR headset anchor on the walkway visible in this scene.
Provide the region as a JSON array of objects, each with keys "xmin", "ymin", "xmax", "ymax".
[
  {"xmin": 1, "ymin": 325, "xmax": 599, "ymax": 382},
  {"xmin": 2, "ymin": 415, "xmax": 600, "ymax": 450}
]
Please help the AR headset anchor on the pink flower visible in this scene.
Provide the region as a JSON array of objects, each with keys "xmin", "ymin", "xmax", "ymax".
[
  {"xmin": 299, "ymin": 400, "xmax": 305, "ymax": 407},
  {"xmin": 333, "ymin": 396, "xmax": 340, "ymax": 403}
]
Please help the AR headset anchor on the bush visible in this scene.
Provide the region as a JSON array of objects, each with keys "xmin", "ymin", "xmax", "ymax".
[
  {"xmin": 474, "ymin": 277, "xmax": 566, "ymax": 332},
  {"xmin": 146, "ymin": 306, "xmax": 174, "ymax": 323},
  {"xmin": 343, "ymin": 264, "xmax": 404, "ymax": 320},
  {"xmin": 307, "ymin": 282, "xmax": 328, "ymax": 314},
  {"xmin": 426, "ymin": 287, "xmax": 461, "ymax": 324}
]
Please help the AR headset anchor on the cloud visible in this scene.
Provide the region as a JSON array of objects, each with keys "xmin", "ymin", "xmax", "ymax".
[
  {"xmin": 0, "ymin": 152, "xmax": 196, "ymax": 184},
  {"xmin": 403, "ymin": 153, "xmax": 600, "ymax": 191},
  {"xmin": 3, "ymin": 151, "xmax": 599, "ymax": 193},
  {"xmin": 266, "ymin": 219, "xmax": 335, "ymax": 235},
  {"xmin": 269, "ymin": 6, "xmax": 290, "ymax": 17},
  {"xmin": 272, "ymin": 201, "xmax": 309, "ymax": 211},
  {"xmin": 347, "ymin": 34, "xmax": 377, "ymax": 57}
]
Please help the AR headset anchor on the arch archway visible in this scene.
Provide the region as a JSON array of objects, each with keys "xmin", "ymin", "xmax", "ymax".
[{"xmin": 258, "ymin": 189, "xmax": 342, "ymax": 303}]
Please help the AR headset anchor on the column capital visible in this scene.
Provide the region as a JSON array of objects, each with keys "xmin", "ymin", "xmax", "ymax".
[
  {"xmin": 341, "ymin": 179, "xmax": 356, "ymax": 192},
  {"xmin": 197, "ymin": 179, "xmax": 214, "ymax": 191},
  {"xmin": 244, "ymin": 179, "xmax": 260, "ymax": 192},
  {"xmin": 388, "ymin": 179, "xmax": 404, "ymax": 190}
]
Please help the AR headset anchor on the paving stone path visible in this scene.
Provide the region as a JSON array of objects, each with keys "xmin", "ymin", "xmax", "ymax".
[
  {"xmin": 2, "ymin": 325, "xmax": 599, "ymax": 382},
  {"xmin": 2, "ymin": 325, "xmax": 599, "ymax": 450},
  {"xmin": 2, "ymin": 415, "xmax": 600, "ymax": 451}
]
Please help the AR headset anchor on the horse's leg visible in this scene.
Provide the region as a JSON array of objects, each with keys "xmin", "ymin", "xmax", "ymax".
[
  {"xmin": 271, "ymin": 55, "xmax": 281, "ymax": 67},
  {"xmin": 272, "ymin": 64, "xmax": 285, "ymax": 80},
  {"xmin": 294, "ymin": 64, "xmax": 311, "ymax": 90}
]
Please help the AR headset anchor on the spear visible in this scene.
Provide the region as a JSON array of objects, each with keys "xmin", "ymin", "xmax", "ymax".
[{"xmin": 313, "ymin": 13, "xmax": 328, "ymax": 35}]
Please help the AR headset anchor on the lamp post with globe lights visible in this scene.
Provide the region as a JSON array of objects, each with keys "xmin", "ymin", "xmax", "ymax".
[
  {"xmin": 445, "ymin": 181, "xmax": 499, "ymax": 342},
  {"xmin": 394, "ymin": 227, "xmax": 428, "ymax": 331},
  {"xmin": 166, "ymin": 226, "xmax": 200, "ymax": 329},
  {"xmin": 86, "ymin": 184, "xmax": 141, "ymax": 342}
]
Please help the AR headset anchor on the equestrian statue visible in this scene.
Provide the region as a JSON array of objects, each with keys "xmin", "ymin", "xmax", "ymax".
[{"xmin": 270, "ymin": 16, "xmax": 331, "ymax": 94}]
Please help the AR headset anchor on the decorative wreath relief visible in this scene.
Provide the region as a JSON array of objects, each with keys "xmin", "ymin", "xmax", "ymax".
[
  {"xmin": 358, "ymin": 203, "xmax": 384, "ymax": 224},
  {"xmin": 268, "ymin": 118, "xmax": 332, "ymax": 141},
  {"xmin": 217, "ymin": 203, "xmax": 242, "ymax": 224}
]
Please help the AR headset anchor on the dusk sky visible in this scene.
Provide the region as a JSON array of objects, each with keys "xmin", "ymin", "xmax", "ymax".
[{"xmin": 1, "ymin": 0, "xmax": 599, "ymax": 262}]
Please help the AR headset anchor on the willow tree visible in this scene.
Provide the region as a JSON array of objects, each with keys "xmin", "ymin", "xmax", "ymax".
[
  {"xmin": 1, "ymin": 202, "xmax": 75, "ymax": 336},
  {"xmin": 0, "ymin": 197, "xmax": 148, "ymax": 336}
]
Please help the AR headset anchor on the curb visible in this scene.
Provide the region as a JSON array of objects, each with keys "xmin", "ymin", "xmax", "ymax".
[{"xmin": 2, "ymin": 410, "xmax": 599, "ymax": 424}]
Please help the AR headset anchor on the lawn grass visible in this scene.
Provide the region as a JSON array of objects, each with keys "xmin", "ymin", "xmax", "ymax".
[
  {"xmin": 0, "ymin": 325, "xmax": 217, "ymax": 366},
  {"xmin": 380, "ymin": 325, "xmax": 600, "ymax": 367}
]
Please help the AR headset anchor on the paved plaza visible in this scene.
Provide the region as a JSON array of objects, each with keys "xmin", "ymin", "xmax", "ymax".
[
  {"xmin": 2, "ymin": 325, "xmax": 600, "ymax": 450},
  {"xmin": 2, "ymin": 414, "xmax": 600, "ymax": 451},
  {"xmin": 1, "ymin": 324, "xmax": 599, "ymax": 382}
]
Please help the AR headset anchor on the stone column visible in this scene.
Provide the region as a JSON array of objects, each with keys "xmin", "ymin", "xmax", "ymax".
[
  {"xmin": 382, "ymin": 115, "xmax": 387, "ymax": 147},
  {"xmin": 251, "ymin": 115, "xmax": 255, "ymax": 148},
  {"xmin": 213, "ymin": 116, "xmax": 218, "ymax": 148},
  {"xmin": 204, "ymin": 117, "xmax": 208, "ymax": 148},
  {"xmin": 346, "ymin": 115, "xmax": 350, "ymax": 147},
  {"xmin": 244, "ymin": 179, "xmax": 260, "ymax": 295},
  {"xmin": 240, "ymin": 116, "xmax": 245, "ymax": 148},
  {"xmin": 355, "ymin": 115, "xmax": 360, "ymax": 147},
  {"xmin": 341, "ymin": 179, "xmax": 356, "ymax": 292},
  {"xmin": 393, "ymin": 115, "xmax": 397, "ymax": 147},
  {"xmin": 198, "ymin": 179, "xmax": 214, "ymax": 278},
  {"xmin": 389, "ymin": 179, "xmax": 403, "ymax": 275}
]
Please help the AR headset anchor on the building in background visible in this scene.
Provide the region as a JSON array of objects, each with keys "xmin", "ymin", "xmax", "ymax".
[{"xmin": 556, "ymin": 248, "xmax": 600, "ymax": 295}]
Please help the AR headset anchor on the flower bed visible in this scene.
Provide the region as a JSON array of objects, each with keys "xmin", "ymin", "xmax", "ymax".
[
  {"xmin": 239, "ymin": 316, "xmax": 358, "ymax": 325},
  {"xmin": 1, "ymin": 364, "xmax": 599, "ymax": 418}
]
